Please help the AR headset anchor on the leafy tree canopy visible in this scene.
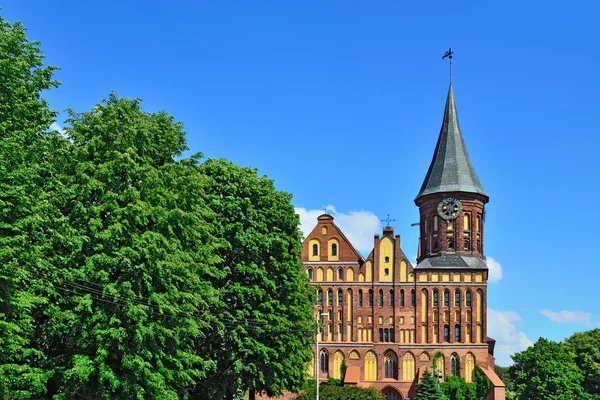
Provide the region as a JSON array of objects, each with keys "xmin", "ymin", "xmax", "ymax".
[
  {"xmin": 509, "ymin": 337, "xmax": 589, "ymax": 400},
  {"xmin": 295, "ymin": 384, "xmax": 384, "ymax": 400},
  {"xmin": 0, "ymin": 14, "xmax": 61, "ymax": 398},
  {"xmin": 192, "ymin": 158, "xmax": 314, "ymax": 399},
  {"xmin": 566, "ymin": 328, "xmax": 600, "ymax": 397},
  {"xmin": 38, "ymin": 94, "xmax": 222, "ymax": 399}
]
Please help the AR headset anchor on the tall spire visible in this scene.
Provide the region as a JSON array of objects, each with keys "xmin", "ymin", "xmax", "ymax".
[{"xmin": 415, "ymin": 85, "xmax": 487, "ymax": 201}]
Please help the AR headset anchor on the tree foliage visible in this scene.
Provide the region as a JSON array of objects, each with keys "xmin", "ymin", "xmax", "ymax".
[
  {"xmin": 295, "ymin": 384, "xmax": 384, "ymax": 400},
  {"xmin": 192, "ymin": 159, "xmax": 314, "ymax": 399},
  {"xmin": 509, "ymin": 337, "xmax": 589, "ymax": 400},
  {"xmin": 415, "ymin": 368, "xmax": 447, "ymax": 400},
  {"xmin": 566, "ymin": 328, "xmax": 600, "ymax": 398},
  {"xmin": 0, "ymin": 14, "xmax": 61, "ymax": 398},
  {"xmin": 38, "ymin": 94, "xmax": 223, "ymax": 399}
]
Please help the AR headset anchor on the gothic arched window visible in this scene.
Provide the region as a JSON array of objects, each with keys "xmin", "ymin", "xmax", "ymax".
[
  {"xmin": 466, "ymin": 290, "xmax": 472, "ymax": 307},
  {"xmin": 320, "ymin": 349, "xmax": 329, "ymax": 373},
  {"xmin": 308, "ymin": 269, "xmax": 313, "ymax": 280},
  {"xmin": 369, "ymin": 289, "xmax": 373, "ymax": 307},
  {"xmin": 451, "ymin": 353, "xmax": 460, "ymax": 376},
  {"xmin": 384, "ymin": 352, "xmax": 398, "ymax": 379},
  {"xmin": 433, "ymin": 289, "xmax": 439, "ymax": 307},
  {"xmin": 390, "ymin": 289, "xmax": 394, "ymax": 306},
  {"xmin": 338, "ymin": 268, "xmax": 343, "ymax": 280},
  {"xmin": 411, "ymin": 289, "xmax": 416, "ymax": 307},
  {"xmin": 318, "ymin": 289, "xmax": 323, "ymax": 305},
  {"xmin": 400, "ymin": 289, "xmax": 405, "ymax": 307},
  {"xmin": 328, "ymin": 290, "xmax": 333, "ymax": 306},
  {"xmin": 455, "ymin": 289, "xmax": 461, "ymax": 307},
  {"xmin": 379, "ymin": 290, "xmax": 384, "ymax": 307},
  {"xmin": 455, "ymin": 324, "xmax": 461, "ymax": 342},
  {"xmin": 337, "ymin": 289, "xmax": 343, "ymax": 306},
  {"xmin": 358, "ymin": 290, "xmax": 363, "ymax": 307},
  {"xmin": 444, "ymin": 290, "xmax": 450, "ymax": 307},
  {"xmin": 444, "ymin": 324, "xmax": 450, "ymax": 342}
]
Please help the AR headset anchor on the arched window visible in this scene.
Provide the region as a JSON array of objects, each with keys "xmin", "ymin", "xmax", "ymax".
[
  {"xmin": 444, "ymin": 290, "xmax": 450, "ymax": 307},
  {"xmin": 308, "ymin": 269, "xmax": 313, "ymax": 280},
  {"xmin": 411, "ymin": 289, "xmax": 416, "ymax": 307},
  {"xmin": 451, "ymin": 354, "xmax": 460, "ymax": 376},
  {"xmin": 369, "ymin": 290, "xmax": 373, "ymax": 307},
  {"xmin": 338, "ymin": 268, "xmax": 343, "ymax": 280},
  {"xmin": 337, "ymin": 290, "xmax": 343, "ymax": 306},
  {"xmin": 455, "ymin": 324, "xmax": 461, "ymax": 342},
  {"xmin": 477, "ymin": 240, "xmax": 481, "ymax": 252},
  {"xmin": 448, "ymin": 239, "xmax": 455, "ymax": 249},
  {"xmin": 464, "ymin": 214, "xmax": 471, "ymax": 231},
  {"xmin": 331, "ymin": 243, "xmax": 337, "ymax": 256},
  {"xmin": 476, "ymin": 216, "xmax": 481, "ymax": 232},
  {"xmin": 455, "ymin": 289, "xmax": 461, "ymax": 307},
  {"xmin": 400, "ymin": 289, "xmax": 405, "ymax": 307},
  {"xmin": 318, "ymin": 289, "xmax": 323, "ymax": 305},
  {"xmin": 384, "ymin": 352, "xmax": 398, "ymax": 379},
  {"xmin": 312, "ymin": 244, "xmax": 319, "ymax": 256},
  {"xmin": 433, "ymin": 216, "xmax": 438, "ymax": 232},
  {"xmin": 466, "ymin": 290, "xmax": 472, "ymax": 307},
  {"xmin": 320, "ymin": 349, "xmax": 329, "ymax": 373},
  {"xmin": 379, "ymin": 290, "xmax": 384, "ymax": 307},
  {"xmin": 328, "ymin": 290, "xmax": 333, "ymax": 306},
  {"xmin": 433, "ymin": 289, "xmax": 439, "ymax": 307},
  {"xmin": 389, "ymin": 289, "xmax": 394, "ymax": 306},
  {"xmin": 358, "ymin": 290, "xmax": 363, "ymax": 307},
  {"xmin": 444, "ymin": 324, "xmax": 450, "ymax": 342},
  {"xmin": 385, "ymin": 256, "xmax": 390, "ymax": 263},
  {"xmin": 464, "ymin": 239, "xmax": 470, "ymax": 251},
  {"xmin": 447, "ymin": 219, "xmax": 453, "ymax": 231}
]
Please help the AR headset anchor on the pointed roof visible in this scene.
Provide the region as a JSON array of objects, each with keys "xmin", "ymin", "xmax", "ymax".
[{"xmin": 416, "ymin": 85, "xmax": 487, "ymax": 201}]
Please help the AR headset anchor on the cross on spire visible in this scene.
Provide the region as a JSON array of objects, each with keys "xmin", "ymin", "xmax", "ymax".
[
  {"xmin": 381, "ymin": 214, "xmax": 395, "ymax": 226},
  {"xmin": 442, "ymin": 47, "xmax": 454, "ymax": 85}
]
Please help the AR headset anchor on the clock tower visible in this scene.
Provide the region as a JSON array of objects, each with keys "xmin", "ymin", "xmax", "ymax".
[{"xmin": 415, "ymin": 85, "xmax": 489, "ymax": 263}]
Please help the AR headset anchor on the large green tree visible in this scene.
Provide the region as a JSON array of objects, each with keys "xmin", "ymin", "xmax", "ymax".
[
  {"xmin": 0, "ymin": 15, "xmax": 62, "ymax": 398},
  {"xmin": 37, "ymin": 94, "xmax": 222, "ymax": 399},
  {"xmin": 192, "ymin": 158, "xmax": 314, "ymax": 400},
  {"xmin": 566, "ymin": 328, "xmax": 600, "ymax": 398},
  {"xmin": 509, "ymin": 337, "xmax": 589, "ymax": 400}
]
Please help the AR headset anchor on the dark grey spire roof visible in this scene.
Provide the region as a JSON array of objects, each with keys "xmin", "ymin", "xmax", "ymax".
[{"xmin": 416, "ymin": 85, "xmax": 487, "ymax": 200}]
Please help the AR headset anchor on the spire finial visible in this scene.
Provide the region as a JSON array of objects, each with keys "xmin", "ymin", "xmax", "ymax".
[
  {"xmin": 442, "ymin": 47, "xmax": 454, "ymax": 85},
  {"xmin": 381, "ymin": 214, "xmax": 395, "ymax": 227}
]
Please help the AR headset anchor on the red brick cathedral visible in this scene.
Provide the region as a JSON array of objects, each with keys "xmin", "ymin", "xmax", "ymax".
[{"xmin": 302, "ymin": 85, "xmax": 505, "ymax": 400}]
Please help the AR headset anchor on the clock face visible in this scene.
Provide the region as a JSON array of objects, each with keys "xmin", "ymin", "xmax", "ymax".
[{"xmin": 437, "ymin": 198, "xmax": 463, "ymax": 220}]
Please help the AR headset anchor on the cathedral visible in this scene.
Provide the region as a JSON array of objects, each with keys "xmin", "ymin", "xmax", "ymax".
[{"xmin": 302, "ymin": 84, "xmax": 506, "ymax": 399}]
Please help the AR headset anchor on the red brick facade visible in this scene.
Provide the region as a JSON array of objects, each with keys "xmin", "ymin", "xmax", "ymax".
[{"xmin": 300, "ymin": 209, "xmax": 503, "ymax": 399}]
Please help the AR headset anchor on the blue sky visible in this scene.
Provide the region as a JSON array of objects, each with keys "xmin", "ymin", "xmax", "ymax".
[{"xmin": 4, "ymin": 1, "xmax": 599, "ymax": 365}]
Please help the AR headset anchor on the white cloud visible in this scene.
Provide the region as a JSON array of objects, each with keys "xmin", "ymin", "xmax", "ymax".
[
  {"xmin": 540, "ymin": 309, "xmax": 593, "ymax": 326},
  {"xmin": 486, "ymin": 256, "xmax": 503, "ymax": 283},
  {"xmin": 295, "ymin": 205, "xmax": 380, "ymax": 253},
  {"xmin": 487, "ymin": 309, "xmax": 533, "ymax": 366}
]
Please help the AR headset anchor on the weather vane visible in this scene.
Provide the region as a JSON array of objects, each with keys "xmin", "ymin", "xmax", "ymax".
[
  {"xmin": 381, "ymin": 214, "xmax": 395, "ymax": 226},
  {"xmin": 442, "ymin": 47, "xmax": 454, "ymax": 84}
]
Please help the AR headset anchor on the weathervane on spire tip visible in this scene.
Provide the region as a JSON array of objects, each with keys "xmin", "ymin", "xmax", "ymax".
[{"xmin": 442, "ymin": 47, "xmax": 454, "ymax": 85}]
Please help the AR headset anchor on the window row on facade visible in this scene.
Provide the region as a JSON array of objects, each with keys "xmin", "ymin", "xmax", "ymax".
[
  {"xmin": 317, "ymin": 322, "xmax": 484, "ymax": 344},
  {"xmin": 307, "ymin": 266, "xmax": 485, "ymax": 284},
  {"xmin": 316, "ymin": 288, "xmax": 483, "ymax": 309},
  {"xmin": 312, "ymin": 349, "xmax": 477, "ymax": 383}
]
